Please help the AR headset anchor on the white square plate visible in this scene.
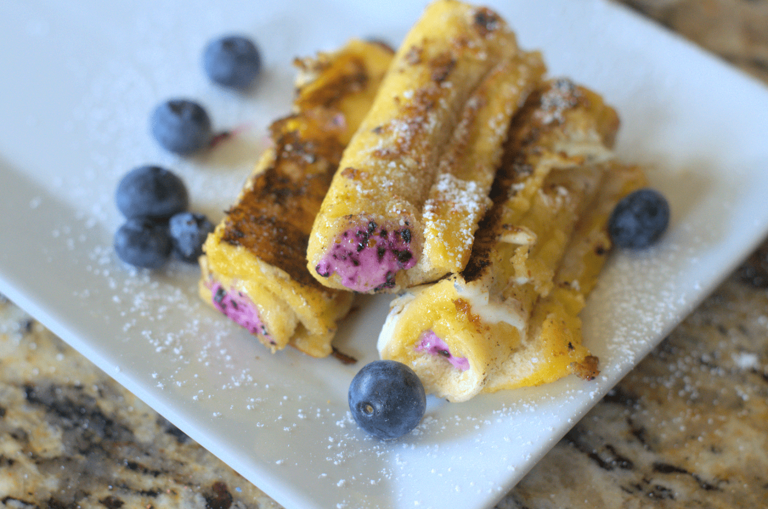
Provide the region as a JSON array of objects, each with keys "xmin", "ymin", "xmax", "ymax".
[{"xmin": 2, "ymin": 1, "xmax": 767, "ymax": 508}]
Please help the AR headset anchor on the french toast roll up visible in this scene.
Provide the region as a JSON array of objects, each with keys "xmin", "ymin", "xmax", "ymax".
[
  {"xmin": 483, "ymin": 162, "xmax": 648, "ymax": 392},
  {"xmin": 416, "ymin": 50, "xmax": 545, "ymax": 283},
  {"xmin": 379, "ymin": 165, "xmax": 606, "ymax": 401},
  {"xmin": 307, "ymin": 0, "xmax": 542, "ymax": 293},
  {"xmin": 378, "ymin": 79, "xmax": 622, "ymax": 401},
  {"xmin": 199, "ymin": 40, "xmax": 394, "ymax": 357}
]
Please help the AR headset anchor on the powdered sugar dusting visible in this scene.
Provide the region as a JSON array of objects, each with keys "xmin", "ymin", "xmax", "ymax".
[
  {"xmin": 535, "ymin": 78, "xmax": 582, "ymax": 125},
  {"xmin": 423, "ymin": 173, "xmax": 490, "ymax": 264}
]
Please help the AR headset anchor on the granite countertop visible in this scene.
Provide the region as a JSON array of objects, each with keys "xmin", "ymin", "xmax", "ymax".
[{"xmin": 2, "ymin": 1, "xmax": 768, "ymax": 507}]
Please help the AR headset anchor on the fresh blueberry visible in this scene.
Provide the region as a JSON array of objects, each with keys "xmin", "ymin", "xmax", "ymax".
[
  {"xmin": 203, "ymin": 35, "xmax": 261, "ymax": 89},
  {"xmin": 114, "ymin": 218, "xmax": 172, "ymax": 269},
  {"xmin": 116, "ymin": 165, "xmax": 188, "ymax": 219},
  {"xmin": 169, "ymin": 212, "xmax": 215, "ymax": 263},
  {"xmin": 348, "ymin": 360, "xmax": 426, "ymax": 440},
  {"xmin": 608, "ymin": 188, "xmax": 670, "ymax": 249},
  {"xmin": 151, "ymin": 99, "xmax": 212, "ymax": 154}
]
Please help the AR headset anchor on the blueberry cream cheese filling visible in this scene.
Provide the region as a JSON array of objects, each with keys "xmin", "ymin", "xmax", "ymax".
[
  {"xmin": 210, "ymin": 282, "xmax": 271, "ymax": 343},
  {"xmin": 314, "ymin": 221, "xmax": 417, "ymax": 293},
  {"xmin": 415, "ymin": 330, "xmax": 470, "ymax": 371}
]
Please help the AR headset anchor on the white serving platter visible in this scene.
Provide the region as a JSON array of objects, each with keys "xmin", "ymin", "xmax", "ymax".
[{"xmin": 1, "ymin": 1, "xmax": 767, "ymax": 508}]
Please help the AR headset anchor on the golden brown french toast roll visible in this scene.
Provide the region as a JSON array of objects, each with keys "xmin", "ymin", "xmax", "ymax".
[
  {"xmin": 378, "ymin": 79, "xmax": 625, "ymax": 401},
  {"xmin": 483, "ymin": 162, "xmax": 647, "ymax": 392},
  {"xmin": 416, "ymin": 49, "xmax": 545, "ymax": 283},
  {"xmin": 199, "ymin": 40, "xmax": 393, "ymax": 357},
  {"xmin": 307, "ymin": 0, "xmax": 544, "ymax": 293}
]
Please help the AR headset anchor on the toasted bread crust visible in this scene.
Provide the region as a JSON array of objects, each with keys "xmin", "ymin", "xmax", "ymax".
[
  {"xmin": 464, "ymin": 79, "xmax": 619, "ymax": 284},
  {"xmin": 220, "ymin": 127, "xmax": 345, "ymax": 290},
  {"xmin": 201, "ymin": 40, "xmax": 394, "ymax": 356}
]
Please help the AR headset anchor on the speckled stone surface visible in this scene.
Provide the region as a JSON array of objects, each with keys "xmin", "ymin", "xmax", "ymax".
[
  {"xmin": 2, "ymin": 1, "xmax": 768, "ymax": 508},
  {"xmin": 0, "ymin": 296, "xmax": 281, "ymax": 509}
]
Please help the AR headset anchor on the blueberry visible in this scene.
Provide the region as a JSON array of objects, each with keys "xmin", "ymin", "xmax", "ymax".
[
  {"xmin": 169, "ymin": 212, "xmax": 215, "ymax": 263},
  {"xmin": 114, "ymin": 218, "xmax": 172, "ymax": 269},
  {"xmin": 151, "ymin": 99, "xmax": 212, "ymax": 154},
  {"xmin": 116, "ymin": 165, "xmax": 189, "ymax": 219},
  {"xmin": 608, "ymin": 188, "xmax": 670, "ymax": 249},
  {"xmin": 348, "ymin": 360, "xmax": 426, "ymax": 440},
  {"xmin": 203, "ymin": 35, "xmax": 261, "ymax": 89}
]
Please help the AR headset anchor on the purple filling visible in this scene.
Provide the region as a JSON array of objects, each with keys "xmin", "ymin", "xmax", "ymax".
[
  {"xmin": 415, "ymin": 330, "xmax": 470, "ymax": 371},
  {"xmin": 315, "ymin": 220, "xmax": 417, "ymax": 292},
  {"xmin": 210, "ymin": 282, "xmax": 274, "ymax": 344}
]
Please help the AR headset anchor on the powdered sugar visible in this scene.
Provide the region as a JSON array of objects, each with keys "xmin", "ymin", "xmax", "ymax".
[
  {"xmin": 423, "ymin": 173, "xmax": 491, "ymax": 263},
  {"xmin": 535, "ymin": 78, "xmax": 581, "ymax": 125}
]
